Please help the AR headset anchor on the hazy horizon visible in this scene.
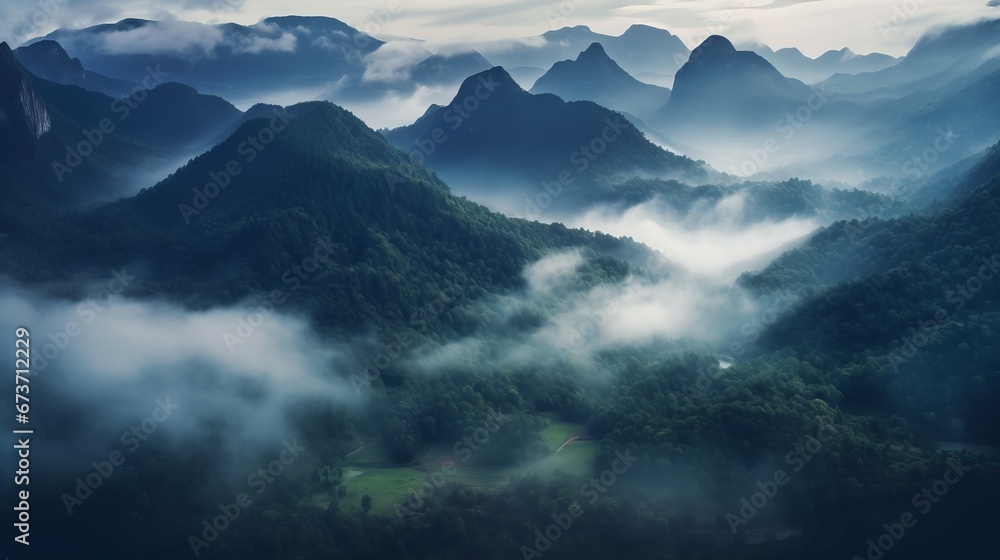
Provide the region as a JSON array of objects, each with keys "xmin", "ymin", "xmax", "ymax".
[{"xmin": 4, "ymin": 0, "xmax": 999, "ymax": 57}]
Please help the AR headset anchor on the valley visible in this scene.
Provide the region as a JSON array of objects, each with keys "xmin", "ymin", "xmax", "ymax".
[{"xmin": 1, "ymin": 5, "xmax": 999, "ymax": 560}]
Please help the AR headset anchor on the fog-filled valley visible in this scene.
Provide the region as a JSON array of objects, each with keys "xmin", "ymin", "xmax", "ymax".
[{"xmin": 1, "ymin": 3, "xmax": 1000, "ymax": 560}]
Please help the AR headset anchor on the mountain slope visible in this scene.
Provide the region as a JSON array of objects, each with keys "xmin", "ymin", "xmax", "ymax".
[
  {"xmin": 1, "ymin": 100, "xmax": 658, "ymax": 336},
  {"xmin": 833, "ymin": 63, "xmax": 1000, "ymax": 178},
  {"xmin": 954, "ymin": 139, "xmax": 1000, "ymax": 198},
  {"xmin": 749, "ymin": 43, "xmax": 898, "ymax": 84},
  {"xmin": 530, "ymin": 42, "xmax": 670, "ymax": 118},
  {"xmin": 603, "ymin": 24, "xmax": 691, "ymax": 86},
  {"xmin": 13, "ymin": 40, "xmax": 136, "ymax": 97},
  {"xmin": 0, "ymin": 40, "xmax": 243, "ymax": 227},
  {"xmin": 654, "ymin": 35, "xmax": 816, "ymax": 133},
  {"xmin": 739, "ymin": 160, "xmax": 1000, "ymax": 441},
  {"xmin": 821, "ymin": 18, "xmax": 1000, "ymax": 94},
  {"xmin": 0, "ymin": 40, "xmax": 163, "ymax": 216},
  {"xmin": 33, "ymin": 79, "xmax": 242, "ymax": 149}
]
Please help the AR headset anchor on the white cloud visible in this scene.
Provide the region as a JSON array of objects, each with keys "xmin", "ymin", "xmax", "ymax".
[
  {"xmin": 3, "ymin": 0, "xmax": 995, "ymax": 59},
  {"xmin": 99, "ymin": 20, "xmax": 224, "ymax": 55},
  {"xmin": 567, "ymin": 193, "xmax": 816, "ymax": 278},
  {"xmin": 61, "ymin": 19, "xmax": 297, "ymax": 57},
  {"xmin": 362, "ymin": 40, "xmax": 431, "ymax": 83},
  {"xmin": 524, "ymin": 250, "xmax": 585, "ymax": 294},
  {"xmin": 230, "ymin": 29, "xmax": 297, "ymax": 53},
  {"xmin": 0, "ymin": 288, "xmax": 353, "ymax": 467},
  {"xmin": 333, "ymin": 84, "xmax": 458, "ymax": 129}
]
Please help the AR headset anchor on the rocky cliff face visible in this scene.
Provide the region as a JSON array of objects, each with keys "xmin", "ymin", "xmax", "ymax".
[{"xmin": 1, "ymin": 41, "xmax": 52, "ymax": 158}]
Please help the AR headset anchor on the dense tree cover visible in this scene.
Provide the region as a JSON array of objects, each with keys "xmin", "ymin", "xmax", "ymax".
[
  {"xmin": 26, "ymin": 340, "xmax": 999, "ymax": 560},
  {"xmin": 5, "ymin": 93, "xmax": 1000, "ymax": 560},
  {"xmin": 1, "ymin": 101, "xmax": 658, "ymax": 338},
  {"xmin": 735, "ymin": 173, "xmax": 1000, "ymax": 443}
]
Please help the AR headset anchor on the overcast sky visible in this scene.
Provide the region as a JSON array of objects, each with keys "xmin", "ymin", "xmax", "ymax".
[{"xmin": 3, "ymin": 0, "xmax": 997, "ymax": 56}]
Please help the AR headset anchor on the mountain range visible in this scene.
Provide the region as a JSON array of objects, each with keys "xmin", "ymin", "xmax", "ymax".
[
  {"xmin": 473, "ymin": 24, "xmax": 691, "ymax": 88},
  {"xmin": 4, "ymin": 11, "xmax": 1000, "ymax": 560},
  {"xmin": 385, "ymin": 66, "xmax": 706, "ymax": 215},
  {"xmin": 0, "ymin": 40, "xmax": 242, "ymax": 218},
  {"xmin": 530, "ymin": 42, "xmax": 670, "ymax": 120},
  {"xmin": 821, "ymin": 18, "xmax": 1000, "ymax": 94},
  {"xmin": 1, "ymin": 97, "xmax": 657, "ymax": 335},
  {"xmin": 746, "ymin": 43, "xmax": 899, "ymax": 84},
  {"xmin": 27, "ymin": 16, "xmax": 382, "ymax": 103},
  {"xmin": 651, "ymin": 35, "xmax": 818, "ymax": 145}
]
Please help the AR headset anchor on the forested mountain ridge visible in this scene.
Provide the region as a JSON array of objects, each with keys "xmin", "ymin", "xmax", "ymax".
[
  {"xmin": 735, "ymin": 149, "xmax": 1000, "ymax": 446},
  {"xmin": 0, "ymin": 100, "xmax": 661, "ymax": 337}
]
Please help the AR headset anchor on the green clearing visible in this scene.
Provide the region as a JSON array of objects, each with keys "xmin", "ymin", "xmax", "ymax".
[
  {"xmin": 308, "ymin": 421, "xmax": 598, "ymax": 515},
  {"xmin": 308, "ymin": 466, "xmax": 426, "ymax": 515},
  {"xmin": 540, "ymin": 421, "xmax": 581, "ymax": 451},
  {"xmin": 532, "ymin": 419, "xmax": 598, "ymax": 479}
]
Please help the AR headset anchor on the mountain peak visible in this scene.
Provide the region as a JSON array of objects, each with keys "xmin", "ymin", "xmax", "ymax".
[
  {"xmin": 20, "ymin": 40, "xmax": 73, "ymax": 60},
  {"xmin": 817, "ymin": 47, "xmax": 856, "ymax": 62},
  {"xmin": 543, "ymin": 25, "xmax": 593, "ymax": 41},
  {"xmin": 14, "ymin": 39, "xmax": 85, "ymax": 76},
  {"xmin": 261, "ymin": 15, "xmax": 358, "ymax": 35},
  {"xmin": 263, "ymin": 15, "xmax": 348, "ymax": 25},
  {"xmin": 622, "ymin": 24, "xmax": 670, "ymax": 36},
  {"xmin": 579, "ymin": 42, "xmax": 611, "ymax": 60},
  {"xmin": 693, "ymin": 35, "xmax": 737, "ymax": 57},
  {"xmin": 109, "ymin": 18, "xmax": 153, "ymax": 31},
  {"xmin": 454, "ymin": 66, "xmax": 523, "ymax": 100},
  {"xmin": 530, "ymin": 40, "xmax": 671, "ymax": 117},
  {"xmin": 659, "ymin": 33, "xmax": 812, "ymax": 132}
]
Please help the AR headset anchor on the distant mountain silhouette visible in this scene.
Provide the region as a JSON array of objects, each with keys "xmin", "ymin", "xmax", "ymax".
[
  {"xmin": 654, "ymin": 36, "xmax": 815, "ymax": 133},
  {"xmin": 14, "ymin": 40, "xmax": 136, "ymax": 97},
  {"xmin": 748, "ymin": 43, "xmax": 898, "ymax": 84},
  {"xmin": 386, "ymin": 66, "xmax": 706, "ymax": 213},
  {"xmin": 1, "ymin": 40, "xmax": 243, "ymax": 219},
  {"xmin": 29, "ymin": 16, "xmax": 382, "ymax": 101},
  {"xmin": 531, "ymin": 43, "xmax": 670, "ymax": 119},
  {"xmin": 821, "ymin": 18, "xmax": 1000, "ymax": 94},
  {"xmin": 472, "ymin": 25, "xmax": 690, "ymax": 87}
]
